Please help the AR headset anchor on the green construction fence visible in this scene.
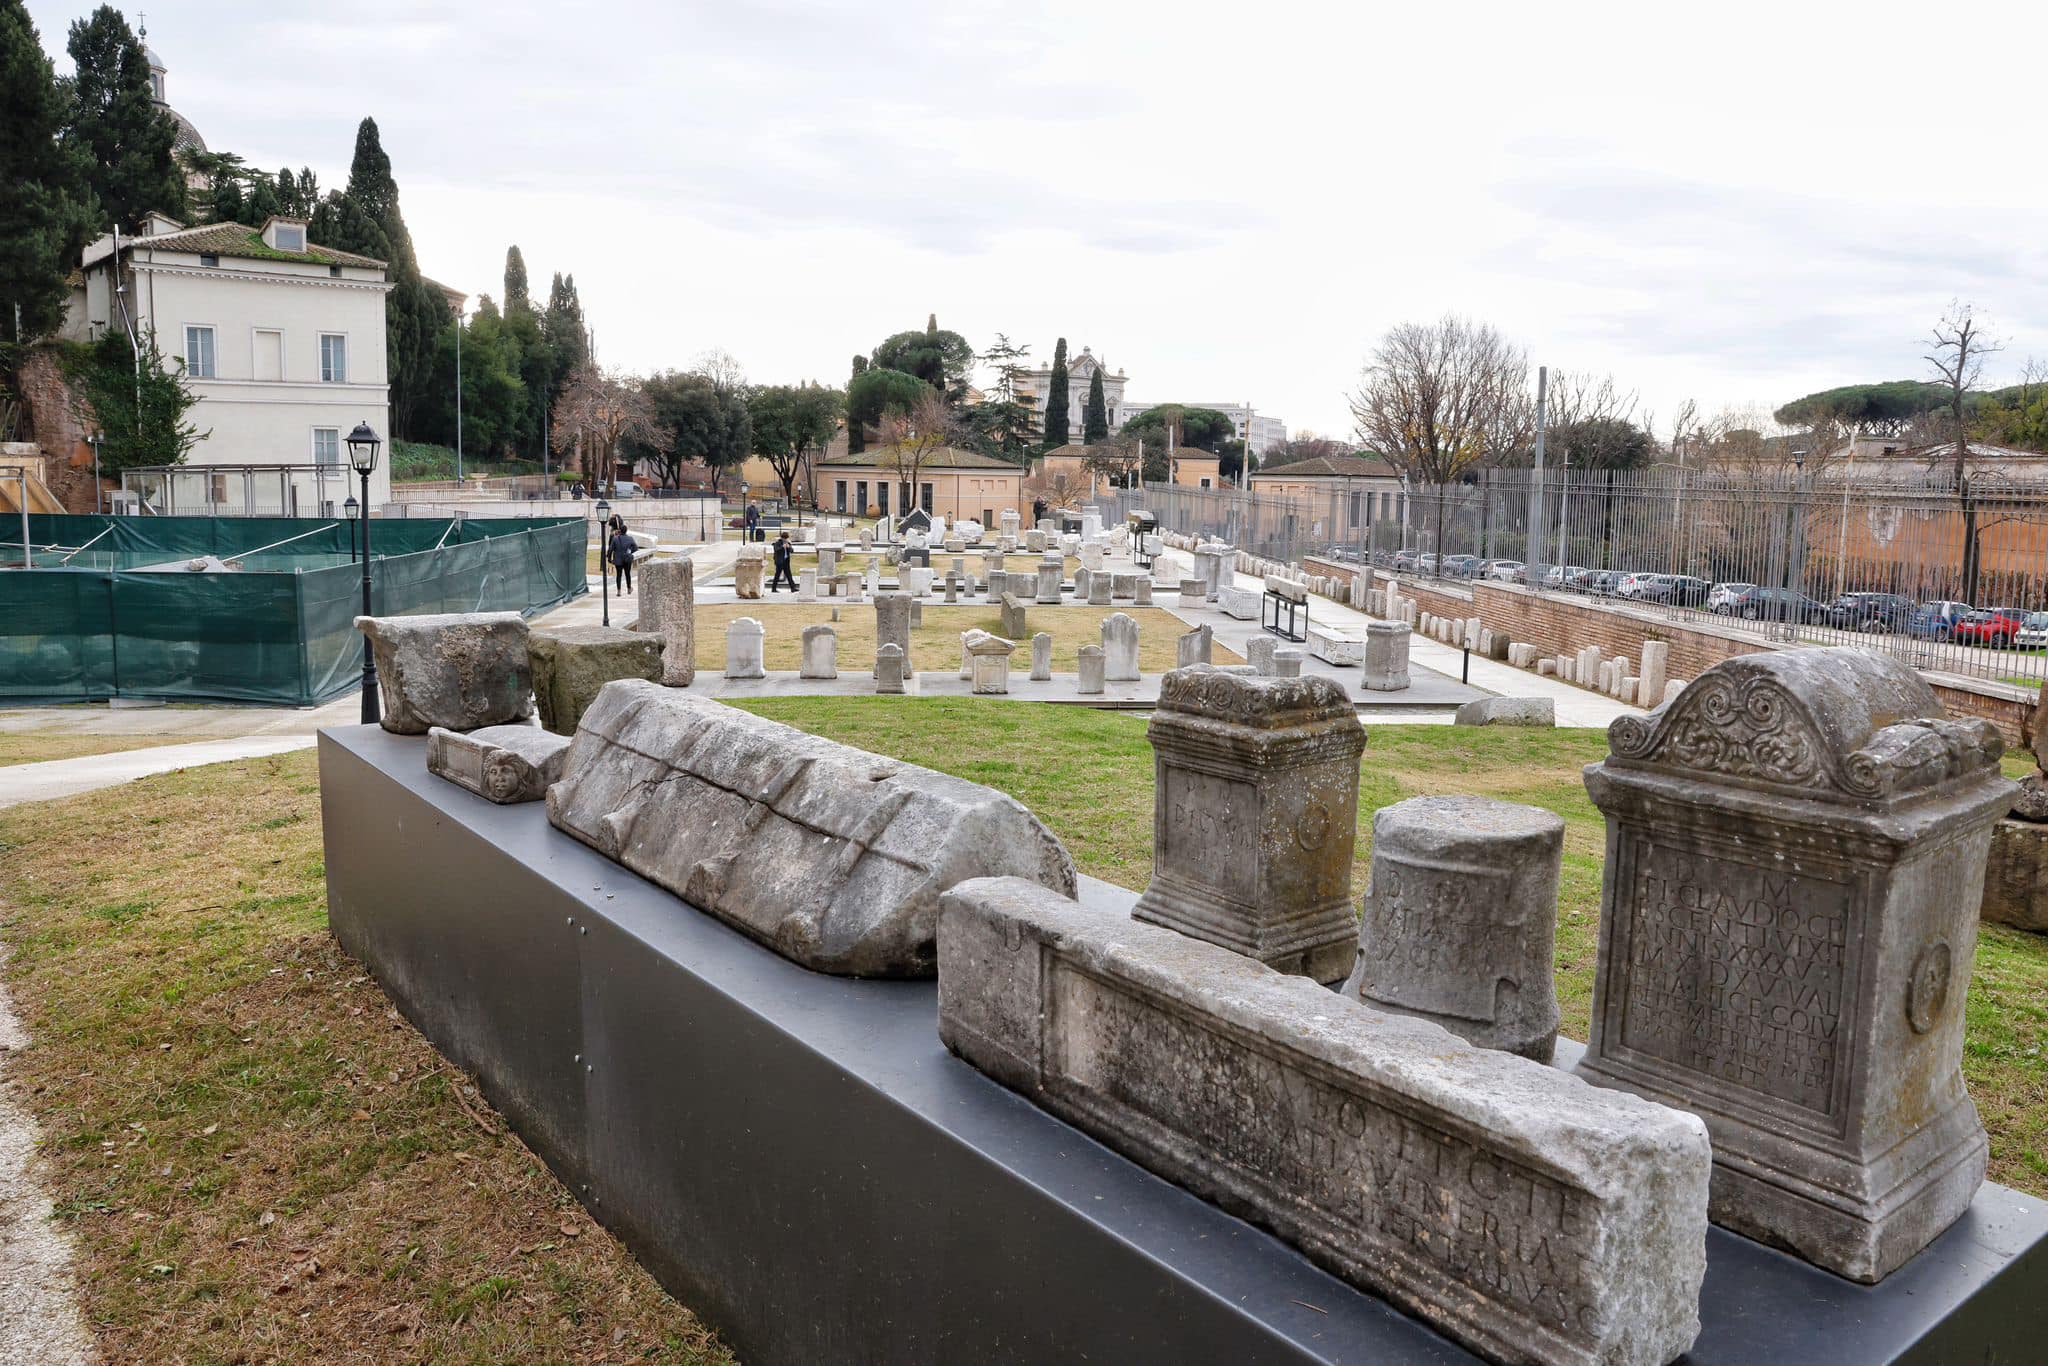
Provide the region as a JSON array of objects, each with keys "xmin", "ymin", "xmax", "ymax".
[{"xmin": 1, "ymin": 514, "xmax": 588, "ymax": 705}]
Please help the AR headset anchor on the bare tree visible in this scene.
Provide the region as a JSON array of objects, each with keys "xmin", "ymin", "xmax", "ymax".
[
  {"xmin": 873, "ymin": 388, "xmax": 961, "ymax": 520},
  {"xmin": 551, "ymin": 366, "xmax": 670, "ymax": 486},
  {"xmin": 1925, "ymin": 302, "xmax": 2004, "ymax": 600},
  {"xmin": 1348, "ymin": 316, "xmax": 1530, "ymax": 565},
  {"xmin": 1022, "ymin": 468, "xmax": 1087, "ymax": 512}
]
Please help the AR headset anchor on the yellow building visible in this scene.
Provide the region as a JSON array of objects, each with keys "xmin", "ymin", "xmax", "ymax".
[
  {"xmin": 1033, "ymin": 443, "xmax": 1226, "ymax": 499},
  {"xmin": 1248, "ymin": 454, "xmax": 1405, "ymax": 534},
  {"xmin": 816, "ymin": 445, "xmax": 1029, "ymax": 527}
]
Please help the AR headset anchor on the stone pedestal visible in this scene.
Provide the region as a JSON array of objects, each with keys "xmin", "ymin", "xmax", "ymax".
[
  {"xmin": 1246, "ymin": 637, "xmax": 1276, "ymax": 675},
  {"xmin": 798, "ymin": 569, "xmax": 817, "ymax": 599},
  {"xmin": 1982, "ymin": 818, "xmax": 2048, "ymax": 932},
  {"xmin": 635, "ymin": 559, "xmax": 696, "ymax": 686},
  {"xmin": 1272, "ymin": 649, "xmax": 1303, "ymax": 677},
  {"xmin": 530, "ymin": 623, "xmax": 663, "ymax": 735},
  {"xmin": 1133, "ymin": 580, "xmax": 1153, "ymax": 606},
  {"xmin": 970, "ymin": 635, "xmax": 1015, "ymax": 695},
  {"xmin": 904, "ymin": 566, "xmax": 932, "ymax": 597},
  {"xmin": 1088, "ymin": 574, "xmax": 1111, "ymax": 606},
  {"xmin": 817, "ymin": 545, "xmax": 839, "ymax": 579},
  {"xmin": 1577, "ymin": 649, "xmax": 2015, "ymax": 1282},
  {"xmin": 874, "ymin": 593, "xmax": 911, "ymax": 673},
  {"xmin": 1362, "ymin": 620, "xmax": 1410, "ymax": 691},
  {"xmin": 1076, "ymin": 645, "xmax": 1105, "ymax": 694},
  {"xmin": 1035, "ymin": 561, "xmax": 1062, "ymax": 604},
  {"xmin": 733, "ymin": 549, "xmax": 765, "ymax": 599},
  {"xmin": 800, "ymin": 624, "xmax": 838, "ymax": 679},
  {"xmin": 724, "ymin": 617, "xmax": 766, "ymax": 680},
  {"xmin": 875, "ymin": 643, "xmax": 906, "ymax": 694},
  {"xmin": 1030, "ymin": 632, "xmax": 1052, "ymax": 681},
  {"xmin": 1345, "ymin": 796, "xmax": 1565, "ymax": 1061},
  {"xmin": 1132, "ymin": 668, "xmax": 1367, "ymax": 985},
  {"xmin": 1102, "ymin": 613, "xmax": 1140, "ymax": 682}
]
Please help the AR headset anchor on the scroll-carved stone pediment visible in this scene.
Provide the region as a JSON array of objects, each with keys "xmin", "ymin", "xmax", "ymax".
[{"xmin": 1606, "ymin": 650, "xmax": 2002, "ymax": 804}]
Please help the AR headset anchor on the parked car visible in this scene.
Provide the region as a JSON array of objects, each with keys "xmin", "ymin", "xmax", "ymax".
[
  {"xmin": 2015, "ymin": 612, "xmax": 2048, "ymax": 651},
  {"xmin": 1482, "ymin": 559, "xmax": 1526, "ymax": 583},
  {"xmin": 1392, "ymin": 547, "xmax": 1423, "ymax": 571},
  {"xmin": 1586, "ymin": 570, "xmax": 1626, "ymax": 596},
  {"xmin": 1417, "ymin": 553, "xmax": 1440, "ymax": 574},
  {"xmin": 1543, "ymin": 564, "xmax": 1590, "ymax": 590},
  {"xmin": 1440, "ymin": 554, "xmax": 1483, "ymax": 578},
  {"xmin": 1707, "ymin": 582, "xmax": 1755, "ymax": 613},
  {"xmin": 1907, "ymin": 600, "xmax": 1973, "ymax": 640},
  {"xmin": 1952, "ymin": 607, "xmax": 2031, "ymax": 648},
  {"xmin": 1645, "ymin": 574, "xmax": 1712, "ymax": 606},
  {"xmin": 1728, "ymin": 586, "xmax": 1830, "ymax": 622},
  {"xmin": 1824, "ymin": 592, "xmax": 1914, "ymax": 633},
  {"xmin": 1614, "ymin": 572, "xmax": 1662, "ymax": 599}
]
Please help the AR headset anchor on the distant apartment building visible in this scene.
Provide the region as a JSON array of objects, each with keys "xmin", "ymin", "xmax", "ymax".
[{"xmin": 63, "ymin": 212, "xmax": 395, "ymax": 508}]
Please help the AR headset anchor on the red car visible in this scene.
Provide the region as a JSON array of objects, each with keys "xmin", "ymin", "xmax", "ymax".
[{"xmin": 1951, "ymin": 607, "xmax": 2031, "ymax": 648}]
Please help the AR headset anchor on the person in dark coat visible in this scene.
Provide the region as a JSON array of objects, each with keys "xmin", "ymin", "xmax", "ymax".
[
  {"xmin": 745, "ymin": 502, "xmax": 761, "ymax": 543},
  {"xmin": 769, "ymin": 530, "xmax": 797, "ymax": 592},
  {"xmin": 608, "ymin": 519, "xmax": 636, "ymax": 595}
]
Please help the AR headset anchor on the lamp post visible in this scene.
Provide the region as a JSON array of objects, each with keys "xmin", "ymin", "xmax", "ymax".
[
  {"xmin": 344, "ymin": 494, "xmax": 360, "ymax": 564},
  {"xmin": 739, "ymin": 482, "xmax": 749, "ymax": 544},
  {"xmin": 347, "ymin": 422, "xmax": 382, "ymax": 723},
  {"xmin": 595, "ymin": 496, "xmax": 611, "ymax": 626}
]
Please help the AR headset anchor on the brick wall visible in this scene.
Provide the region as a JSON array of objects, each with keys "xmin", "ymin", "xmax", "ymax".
[
  {"xmin": 1302, "ymin": 556, "xmax": 2037, "ymax": 743},
  {"xmin": 13, "ymin": 347, "xmax": 103, "ymax": 514}
]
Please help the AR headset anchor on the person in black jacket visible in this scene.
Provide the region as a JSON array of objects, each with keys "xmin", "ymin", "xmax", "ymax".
[
  {"xmin": 608, "ymin": 519, "xmax": 636, "ymax": 594},
  {"xmin": 769, "ymin": 530, "xmax": 797, "ymax": 592}
]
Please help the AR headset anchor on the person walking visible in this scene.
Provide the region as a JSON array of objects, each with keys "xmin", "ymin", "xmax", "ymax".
[
  {"xmin": 745, "ymin": 502, "xmax": 761, "ymax": 544},
  {"xmin": 769, "ymin": 530, "xmax": 797, "ymax": 593},
  {"xmin": 608, "ymin": 518, "xmax": 636, "ymax": 595}
]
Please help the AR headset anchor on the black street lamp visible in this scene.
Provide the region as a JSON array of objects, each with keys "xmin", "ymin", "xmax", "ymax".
[
  {"xmin": 343, "ymin": 494, "xmax": 360, "ymax": 564},
  {"xmin": 347, "ymin": 422, "xmax": 383, "ymax": 723},
  {"xmin": 595, "ymin": 496, "xmax": 611, "ymax": 626}
]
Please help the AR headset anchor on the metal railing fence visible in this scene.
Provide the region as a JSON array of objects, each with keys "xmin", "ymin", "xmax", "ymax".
[{"xmin": 1092, "ymin": 469, "xmax": 2048, "ymax": 690}]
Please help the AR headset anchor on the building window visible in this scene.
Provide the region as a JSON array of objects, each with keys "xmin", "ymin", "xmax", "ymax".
[
  {"xmin": 319, "ymin": 334, "xmax": 347, "ymax": 383},
  {"xmin": 877, "ymin": 482, "xmax": 890, "ymax": 516},
  {"xmin": 273, "ymin": 223, "xmax": 306, "ymax": 253},
  {"xmin": 835, "ymin": 480, "xmax": 848, "ymax": 513},
  {"xmin": 184, "ymin": 325, "xmax": 216, "ymax": 378},
  {"xmin": 200, "ymin": 253, "xmax": 219, "ymax": 268},
  {"xmin": 312, "ymin": 427, "xmax": 340, "ymax": 466},
  {"xmin": 920, "ymin": 482, "xmax": 934, "ymax": 513},
  {"xmin": 856, "ymin": 480, "xmax": 869, "ymax": 513},
  {"xmin": 1350, "ymin": 491, "xmax": 1361, "ymax": 527}
]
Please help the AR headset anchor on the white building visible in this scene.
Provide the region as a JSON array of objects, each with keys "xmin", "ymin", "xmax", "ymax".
[
  {"xmin": 63, "ymin": 211, "xmax": 394, "ymax": 508},
  {"xmin": 1115, "ymin": 400, "xmax": 1288, "ymax": 457},
  {"xmin": 1012, "ymin": 345, "xmax": 1127, "ymax": 437}
]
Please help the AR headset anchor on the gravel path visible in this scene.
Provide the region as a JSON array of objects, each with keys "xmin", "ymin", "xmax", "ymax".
[{"xmin": 0, "ymin": 939, "xmax": 94, "ymax": 1364}]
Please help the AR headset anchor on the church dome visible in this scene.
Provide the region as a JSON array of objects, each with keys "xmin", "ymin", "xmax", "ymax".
[{"xmin": 144, "ymin": 39, "xmax": 207, "ymax": 153}]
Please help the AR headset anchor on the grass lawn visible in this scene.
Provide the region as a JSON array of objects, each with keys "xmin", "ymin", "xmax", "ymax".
[
  {"xmin": 0, "ymin": 733, "xmax": 199, "ymax": 768},
  {"xmin": 0, "ymin": 754, "xmax": 730, "ymax": 1363},
  {"xmin": 695, "ymin": 603, "xmax": 1238, "ymax": 674},
  {"xmin": 736, "ymin": 700, "xmax": 2048, "ymax": 1198}
]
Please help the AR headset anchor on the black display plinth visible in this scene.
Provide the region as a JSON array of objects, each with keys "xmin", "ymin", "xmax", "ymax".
[{"xmin": 319, "ymin": 725, "xmax": 2048, "ymax": 1366}]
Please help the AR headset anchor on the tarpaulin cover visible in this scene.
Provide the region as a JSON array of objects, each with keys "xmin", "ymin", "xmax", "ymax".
[{"xmin": 1, "ymin": 515, "xmax": 586, "ymax": 704}]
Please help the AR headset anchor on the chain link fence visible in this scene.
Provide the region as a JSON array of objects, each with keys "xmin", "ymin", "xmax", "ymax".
[{"xmin": 1093, "ymin": 470, "xmax": 2048, "ymax": 690}]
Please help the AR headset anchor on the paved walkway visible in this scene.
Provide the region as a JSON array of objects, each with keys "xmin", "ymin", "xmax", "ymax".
[{"xmin": 0, "ymin": 735, "xmax": 319, "ymax": 811}]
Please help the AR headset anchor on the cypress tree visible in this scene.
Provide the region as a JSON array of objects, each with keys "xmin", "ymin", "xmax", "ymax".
[
  {"xmin": 543, "ymin": 272, "xmax": 587, "ymax": 377},
  {"xmin": 0, "ymin": 0, "xmax": 93, "ymax": 341},
  {"xmin": 340, "ymin": 118, "xmax": 447, "ymax": 437},
  {"xmin": 503, "ymin": 245, "xmax": 530, "ymax": 315},
  {"xmin": 63, "ymin": 5, "xmax": 184, "ymax": 230},
  {"xmin": 1042, "ymin": 337, "xmax": 1070, "ymax": 449},
  {"xmin": 276, "ymin": 167, "xmax": 297, "ymax": 214},
  {"xmin": 847, "ymin": 354, "xmax": 868, "ymax": 453},
  {"xmin": 1083, "ymin": 365, "xmax": 1109, "ymax": 443}
]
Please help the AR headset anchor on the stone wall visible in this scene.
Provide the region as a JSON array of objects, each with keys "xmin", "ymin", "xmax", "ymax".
[
  {"xmin": 1303, "ymin": 555, "xmax": 2037, "ymax": 742},
  {"xmin": 12, "ymin": 347, "xmax": 102, "ymax": 514}
]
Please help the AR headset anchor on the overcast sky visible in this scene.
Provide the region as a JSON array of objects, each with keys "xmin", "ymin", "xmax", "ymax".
[{"xmin": 33, "ymin": 0, "xmax": 2048, "ymax": 439}]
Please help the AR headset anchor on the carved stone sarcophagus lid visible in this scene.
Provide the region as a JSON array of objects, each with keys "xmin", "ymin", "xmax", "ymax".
[{"xmin": 1575, "ymin": 649, "xmax": 2014, "ymax": 1282}]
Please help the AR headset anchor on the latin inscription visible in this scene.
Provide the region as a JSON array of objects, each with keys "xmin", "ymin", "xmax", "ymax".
[
  {"xmin": 1618, "ymin": 840, "xmax": 1850, "ymax": 1115},
  {"xmin": 1162, "ymin": 769, "xmax": 1258, "ymax": 898},
  {"xmin": 1049, "ymin": 963, "xmax": 1601, "ymax": 1340},
  {"xmin": 1362, "ymin": 858, "xmax": 1514, "ymax": 1019}
]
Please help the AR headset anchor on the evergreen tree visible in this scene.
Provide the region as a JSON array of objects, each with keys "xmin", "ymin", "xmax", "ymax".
[
  {"xmin": 309, "ymin": 190, "xmax": 389, "ymax": 261},
  {"xmin": 276, "ymin": 167, "xmax": 297, "ymax": 214},
  {"xmin": 343, "ymin": 117, "xmax": 415, "ymax": 271},
  {"xmin": 847, "ymin": 354, "xmax": 868, "ymax": 453},
  {"xmin": 1042, "ymin": 337, "xmax": 1070, "ymax": 449},
  {"xmin": 62, "ymin": 5, "xmax": 183, "ymax": 230},
  {"xmin": 503, "ymin": 245, "xmax": 530, "ymax": 315},
  {"xmin": 339, "ymin": 117, "xmax": 447, "ymax": 437},
  {"xmin": 543, "ymin": 272, "xmax": 587, "ymax": 378},
  {"xmin": 0, "ymin": 0, "xmax": 93, "ymax": 342},
  {"xmin": 242, "ymin": 171, "xmax": 280, "ymax": 225},
  {"xmin": 1083, "ymin": 364, "xmax": 1109, "ymax": 443}
]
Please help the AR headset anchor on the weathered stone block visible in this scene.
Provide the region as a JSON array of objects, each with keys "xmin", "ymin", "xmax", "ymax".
[
  {"xmin": 1110, "ymin": 572, "xmax": 1140, "ymax": 599},
  {"xmin": 1176, "ymin": 625, "xmax": 1212, "ymax": 668},
  {"xmin": 969, "ymin": 634, "xmax": 1015, "ymax": 695},
  {"xmin": 1030, "ymin": 632, "xmax": 1052, "ymax": 681},
  {"xmin": 354, "ymin": 612, "xmax": 534, "ymax": 736},
  {"xmin": 1134, "ymin": 668, "xmax": 1366, "ymax": 985},
  {"xmin": 1216, "ymin": 584, "xmax": 1261, "ymax": 620},
  {"xmin": 1088, "ymin": 573, "xmax": 1111, "ymax": 606},
  {"xmin": 939, "ymin": 876, "xmax": 1712, "ymax": 1366},
  {"xmin": 1455, "ymin": 695, "xmax": 1556, "ymax": 727},
  {"xmin": 1577, "ymin": 649, "xmax": 2014, "ymax": 1282},
  {"xmin": 873, "ymin": 593, "xmax": 911, "ymax": 674},
  {"xmin": 800, "ymin": 624, "xmax": 838, "ymax": 679},
  {"xmin": 1308, "ymin": 624, "xmax": 1367, "ymax": 667},
  {"xmin": 1102, "ymin": 612, "xmax": 1140, "ymax": 682},
  {"xmin": 1000, "ymin": 593, "xmax": 1029, "ymax": 639},
  {"xmin": 733, "ymin": 548, "xmax": 765, "ymax": 599},
  {"xmin": 1133, "ymin": 579, "xmax": 1153, "ymax": 606},
  {"xmin": 1982, "ymin": 818, "xmax": 2048, "ymax": 932},
  {"xmin": 875, "ymin": 642, "xmax": 906, "ymax": 694},
  {"xmin": 427, "ymin": 723, "xmax": 572, "ymax": 804},
  {"xmin": 530, "ymin": 623, "xmax": 664, "ymax": 735},
  {"xmin": 548, "ymin": 681, "xmax": 1077, "ymax": 977},
  {"xmin": 1363, "ymin": 620, "xmax": 1410, "ymax": 691},
  {"xmin": 1347, "ymin": 796, "xmax": 1565, "ymax": 1061},
  {"xmin": 1272, "ymin": 648, "xmax": 1303, "ymax": 677},
  {"xmin": 1076, "ymin": 644, "xmax": 1105, "ymax": 694},
  {"xmin": 633, "ymin": 559, "xmax": 696, "ymax": 686},
  {"xmin": 1245, "ymin": 636, "xmax": 1277, "ymax": 675}
]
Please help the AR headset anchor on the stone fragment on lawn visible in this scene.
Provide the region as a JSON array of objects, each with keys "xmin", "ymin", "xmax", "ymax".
[
  {"xmin": 1577, "ymin": 648, "xmax": 2013, "ymax": 1282},
  {"xmin": 427, "ymin": 723, "xmax": 572, "ymax": 804},
  {"xmin": 723, "ymin": 617, "xmax": 766, "ymax": 680},
  {"xmin": 1455, "ymin": 696, "xmax": 1556, "ymax": 727},
  {"xmin": 549, "ymin": 680, "xmax": 1077, "ymax": 977},
  {"xmin": 530, "ymin": 623, "xmax": 665, "ymax": 734},
  {"xmin": 1134, "ymin": 668, "xmax": 1364, "ymax": 985},
  {"xmin": 939, "ymin": 875, "xmax": 1712, "ymax": 1366},
  {"xmin": 355, "ymin": 612, "xmax": 534, "ymax": 736}
]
